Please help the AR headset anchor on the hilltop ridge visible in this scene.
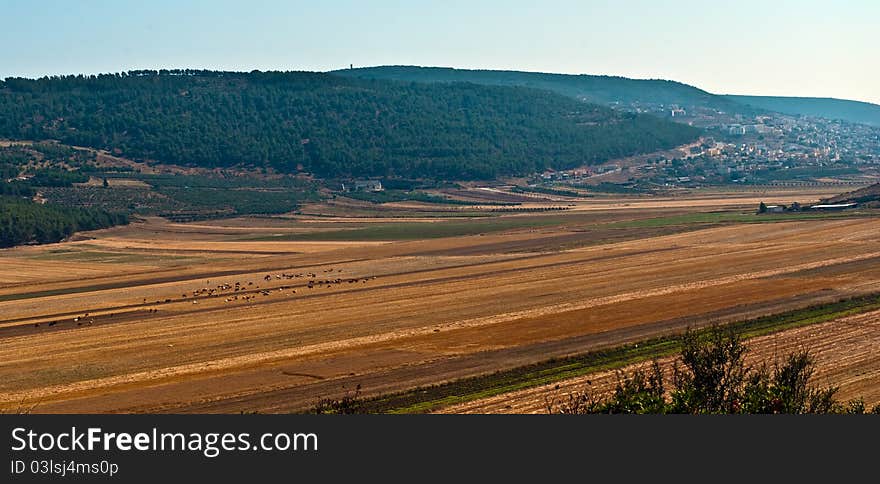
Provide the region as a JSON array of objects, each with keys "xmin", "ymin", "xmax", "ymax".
[
  {"xmin": 332, "ymin": 65, "xmax": 743, "ymax": 113},
  {"xmin": 334, "ymin": 66, "xmax": 880, "ymax": 127}
]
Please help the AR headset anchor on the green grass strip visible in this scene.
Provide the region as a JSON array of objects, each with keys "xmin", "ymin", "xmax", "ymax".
[
  {"xmin": 247, "ymin": 216, "xmax": 569, "ymax": 241},
  {"xmin": 356, "ymin": 293, "xmax": 880, "ymax": 414},
  {"xmin": 608, "ymin": 210, "xmax": 878, "ymax": 229}
]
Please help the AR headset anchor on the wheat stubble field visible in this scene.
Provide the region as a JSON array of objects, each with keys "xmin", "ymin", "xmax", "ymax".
[
  {"xmin": 440, "ymin": 309, "xmax": 880, "ymax": 414},
  {"xmin": 2, "ymin": 190, "xmax": 880, "ymax": 413}
]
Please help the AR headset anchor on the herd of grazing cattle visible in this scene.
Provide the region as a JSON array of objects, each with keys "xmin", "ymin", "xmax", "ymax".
[{"xmin": 29, "ymin": 268, "xmax": 378, "ymax": 332}]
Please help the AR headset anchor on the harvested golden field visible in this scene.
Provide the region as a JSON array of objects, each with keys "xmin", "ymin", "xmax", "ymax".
[
  {"xmin": 440, "ymin": 308, "xmax": 880, "ymax": 414},
  {"xmin": 2, "ymin": 197, "xmax": 880, "ymax": 414}
]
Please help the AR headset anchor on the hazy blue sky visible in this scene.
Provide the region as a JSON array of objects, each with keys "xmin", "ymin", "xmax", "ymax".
[{"xmin": 2, "ymin": 0, "xmax": 877, "ymax": 103}]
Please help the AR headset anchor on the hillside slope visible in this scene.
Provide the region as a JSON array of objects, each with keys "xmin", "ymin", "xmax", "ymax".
[
  {"xmin": 824, "ymin": 183, "xmax": 880, "ymax": 205},
  {"xmin": 723, "ymin": 95, "xmax": 880, "ymax": 127},
  {"xmin": 0, "ymin": 70, "xmax": 699, "ymax": 180},
  {"xmin": 332, "ymin": 65, "xmax": 748, "ymax": 113}
]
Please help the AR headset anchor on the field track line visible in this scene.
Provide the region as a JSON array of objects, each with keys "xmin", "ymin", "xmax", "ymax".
[
  {"xmin": 439, "ymin": 308, "xmax": 880, "ymax": 414},
  {"xmin": 0, "ymin": 246, "xmax": 684, "ymax": 329},
  {"xmin": 4, "ymin": 249, "xmax": 880, "ymax": 405}
]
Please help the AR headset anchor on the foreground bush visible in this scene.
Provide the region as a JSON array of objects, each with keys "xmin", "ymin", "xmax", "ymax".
[{"xmin": 546, "ymin": 327, "xmax": 879, "ymax": 414}]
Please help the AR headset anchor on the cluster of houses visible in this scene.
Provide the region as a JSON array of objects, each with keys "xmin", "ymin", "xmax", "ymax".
[
  {"xmin": 538, "ymin": 168, "xmax": 596, "ymax": 181},
  {"xmin": 5, "ymin": 174, "xmax": 32, "ymax": 183},
  {"xmin": 340, "ymin": 179, "xmax": 383, "ymax": 192}
]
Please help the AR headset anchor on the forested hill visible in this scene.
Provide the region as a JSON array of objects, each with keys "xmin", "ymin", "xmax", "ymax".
[
  {"xmin": 723, "ymin": 95, "xmax": 880, "ymax": 127},
  {"xmin": 332, "ymin": 66, "xmax": 746, "ymax": 112},
  {"xmin": 0, "ymin": 70, "xmax": 699, "ymax": 180}
]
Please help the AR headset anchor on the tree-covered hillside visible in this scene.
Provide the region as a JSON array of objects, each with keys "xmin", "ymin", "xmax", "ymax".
[
  {"xmin": 0, "ymin": 196, "xmax": 128, "ymax": 248},
  {"xmin": 0, "ymin": 70, "xmax": 700, "ymax": 180},
  {"xmin": 333, "ymin": 66, "xmax": 748, "ymax": 113}
]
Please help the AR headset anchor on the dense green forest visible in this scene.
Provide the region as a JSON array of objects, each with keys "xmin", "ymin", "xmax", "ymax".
[
  {"xmin": 333, "ymin": 66, "xmax": 749, "ymax": 113},
  {"xmin": 0, "ymin": 196, "xmax": 128, "ymax": 247},
  {"xmin": 0, "ymin": 70, "xmax": 700, "ymax": 180}
]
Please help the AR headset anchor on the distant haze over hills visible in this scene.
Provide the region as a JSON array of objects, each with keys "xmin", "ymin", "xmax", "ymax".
[
  {"xmin": 722, "ymin": 95, "xmax": 880, "ymax": 127},
  {"xmin": 333, "ymin": 65, "xmax": 744, "ymax": 112},
  {"xmin": 334, "ymin": 66, "xmax": 880, "ymax": 127}
]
